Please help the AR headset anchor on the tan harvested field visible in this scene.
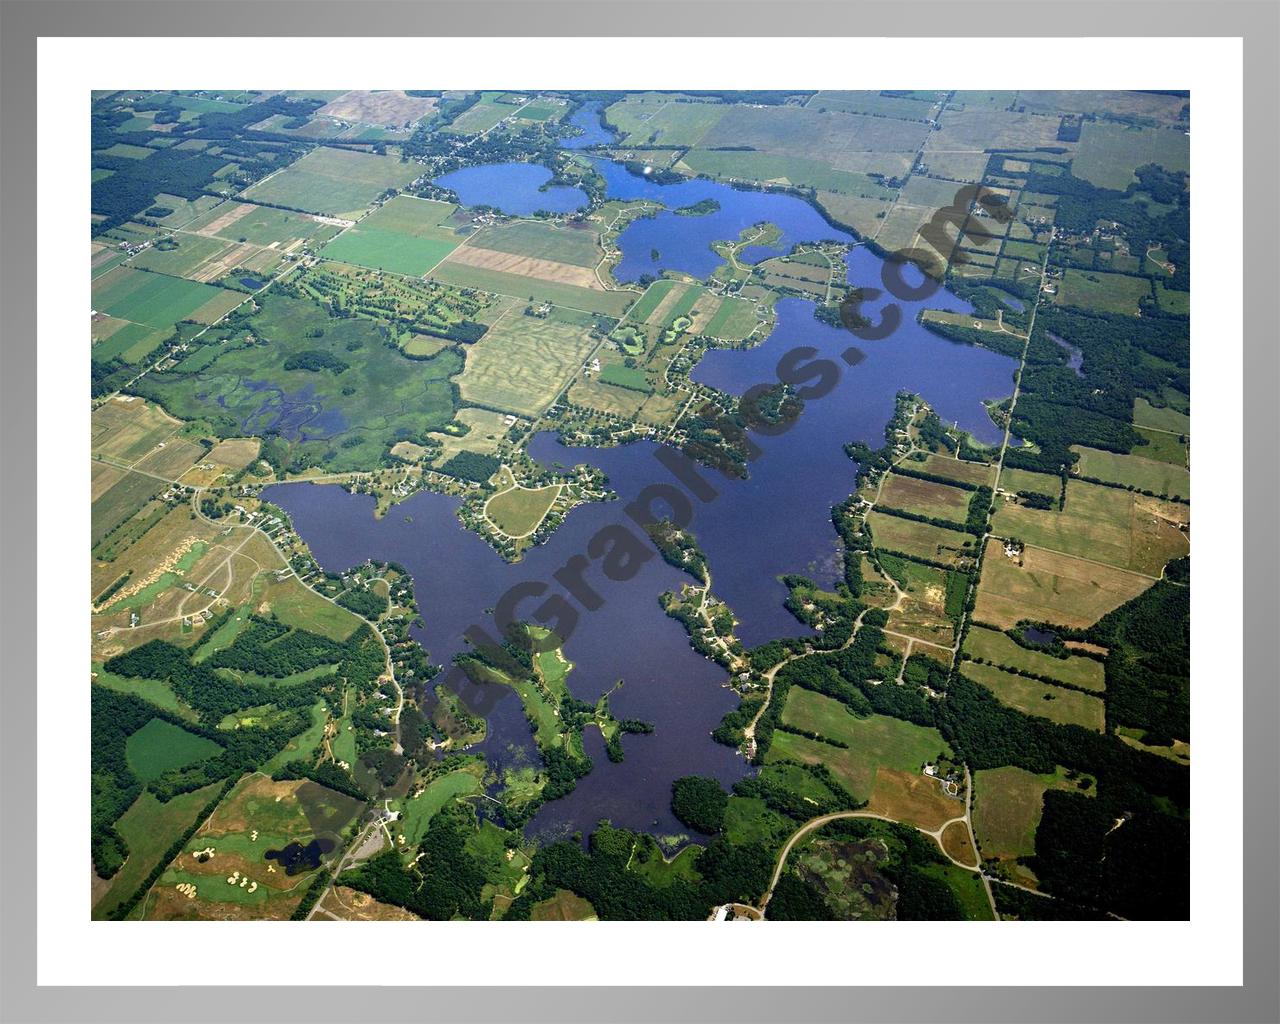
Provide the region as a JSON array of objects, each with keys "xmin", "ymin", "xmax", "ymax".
[
  {"xmin": 193, "ymin": 200, "xmax": 256, "ymax": 237},
  {"xmin": 425, "ymin": 407, "xmax": 516, "ymax": 462},
  {"xmin": 991, "ymin": 479, "xmax": 1189, "ymax": 576},
  {"xmin": 864, "ymin": 767, "xmax": 964, "ymax": 833},
  {"xmin": 866, "ymin": 511, "xmax": 976, "ymax": 566},
  {"xmin": 921, "ymin": 453, "xmax": 996, "ymax": 487},
  {"xmin": 442, "ymin": 244, "xmax": 602, "ymax": 290},
  {"xmin": 207, "ymin": 437, "xmax": 260, "ymax": 471},
  {"xmin": 92, "ymin": 396, "xmax": 181, "ymax": 463},
  {"xmin": 132, "ymin": 438, "xmax": 206, "ymax": 480},
  {"xmin": 815, "ymin": 192, "xmax": 896, "ymax": 238},
  {"xmin": 927, "ymin": 108, "xmax": 1068, "ymax": 154},
  {"xmin": 317, "ymin": 90, "xmax": 438, "ymax": 126},
  {"xmin": 974, "ymin": 538, "xmax": 1153, "ymax": 630},
  {"xmin": 568, "ymin": 373, "xmax": 649, "ymax": 419},
  {"xmin": 457, "ymin": 311, "xmax": 599, "ymax": 418},
  {"xmin": 92, "ymin": 461, "xmax": 126, "ymax": 501},
  {"xmin": 879, "ymin": 473, "xmax": 972, "ymax": 522}
]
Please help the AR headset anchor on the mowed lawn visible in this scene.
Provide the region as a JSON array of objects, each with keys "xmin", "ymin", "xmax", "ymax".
[
  {"xmin": 323, "ymin": 195, "xmax": 462, "ymax": 275},
  {"xmin": 974, "ymin": 538, "xmax": 1153, "ymax": 630},
  {"xmin": 963, "ymin": 626, "xmax": 1105, "ymax": 692},
  {"xmin": 1071, "ymin": 446, "xmax": 1189, "ymax": 498},
  {"xmin": 960, "ymin": 663, "xmax": 1104, "ymax": 731},
  {"xmin": 486, "ymin": 483, "xmax": 560, "ymax": 537},
  {"xmin": 990, "ymin": 479, "xmax": 1188, "ymax": 576},
  {"xmin": 124, "ymin": 718, "xmax": 223, "ymax": 783},
  {"xmin": 241, "ymin": 147, "xmax": 421, "ymax": 218}
]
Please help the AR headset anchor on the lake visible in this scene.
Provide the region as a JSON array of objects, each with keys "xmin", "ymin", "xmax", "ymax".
[
  {"xmin": 266, "ymin": 158, "xmax": 1020, "ymax": 844},
  {"xmin": 433, "ymin": 162, "xmax": 588, "ymax": 216}
]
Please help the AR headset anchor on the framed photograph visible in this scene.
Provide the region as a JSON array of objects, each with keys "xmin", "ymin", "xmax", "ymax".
[{"xmin": 1, "ymin": 3, "xmax": 1275, "ymax": 1022}]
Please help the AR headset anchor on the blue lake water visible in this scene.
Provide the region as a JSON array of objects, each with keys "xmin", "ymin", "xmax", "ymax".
[
  {"xmin": 560, "ymin": 101, "xmax": 615, "ymax": 149},
  {"xmin": 267, "ymin": 158, "xmax": 1021, "ymax": 843},
  {"xmin": 433, "ymin": 162, "xmax": 588, "ymax": 216},
  {"xmin": 589, "ymin": 159, "xmax": 850, "ymax": 281}
]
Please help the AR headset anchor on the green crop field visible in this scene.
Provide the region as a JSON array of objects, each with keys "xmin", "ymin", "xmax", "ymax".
[
  {"xmin": 627, "ymin": 279, "xmax": 677, "ymax": 323},
  {"xmin": 323, "ymin": 196, "xmax": 462, "ymax": 275},
  {"xmin": 1072, "ymin": 121, "xmax": 1190, "ymax": 190},
  {"xmin": 702, "ymin": 296, "xmax": 760, "ymax": 341},
  {"xmin": 240, "ymin": 147, "xmax": 420, "ymax": 218},
  {"xmin": 125, "ymin": 718, "xmax": 223, "ymax": 783},
  {"xmin": 605, "ymin": 96, "xmax": 727, "ymax": 147},
  {"xmin": 185, "ymin": 201, "xmax": 342, "ymax": 248},
  {"xmin": 960, "ymin": 663, "xmax": 1104, "ymax": 731},
  {"xmin": 963, "ymin": 626, "xmax": 1105, "ymax": 691},
  {"xmin": 1135, "ymin": 426, "xmax": 1189, "ymax": 465},
  {"xmin": 1132, "ymin": 397, "xmax": 1190, "ymax": 434},
  {"xmin": 680, "ymin": 149, "xmax": 892, "ymax": 197},
  {"xmin": 93, "ymin": 266, "xmax": 237, "ymax": 330},
  {"xmin": 1053, "ymin": 269, "xmax": 1151, "ymax": 315},
  {"xmin": 597, "ymin": 363, "xmax": 651, "ymax": 393},
  {"xmin": 973, "ymin": 765, "xmax": 1094, "ymax": 885},
  {"xmin": 1071, "ymin": 446, "xmax": 1189, "ymax": 498}
]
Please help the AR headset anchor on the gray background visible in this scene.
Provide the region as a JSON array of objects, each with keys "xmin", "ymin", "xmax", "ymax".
[{"xmin": 1, "ymin": 2, "xmax": 1276, "ymax": 1022}]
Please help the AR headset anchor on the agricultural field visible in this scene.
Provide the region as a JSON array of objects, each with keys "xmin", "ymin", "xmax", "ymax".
[
  {"xmin": 963, "ymin": 626, "xmax": 1106, "ymax": 692},
  {"xmin": 184, "ymin": 200, "xmax": 343, "ymax": 249},
  {"xmin": 93, "ymin": 266, "xmax": 244, "ymax": 332},
  {"xmin": 322, "ymin": 195, "xmax": 462, "ymax": 275},
  {"xmin": 456, "ymin": 308, "xmax": 600, "ymax": 417},
  {"xmin": 960, "ymin": 663, "xmax": 1105, "ymax": 731},
  {"xmin": 990, "ymin": 479, "xmax": 1189, "ymax": 576},
  {"xmin": 316, "ymin": 90, "xmax": 438, "ymax": 127},
  {"xmin": 973, "ymin": 539, "xmax": 1155, "ymax": 630},
  {"xmin": 972, "ymin": 765, "xmax": 1094, "ymax": 886},
  {"xmin": 865, "ymin": 511, "xmax": 977, "ymax": 567},
  {"xmin": 1071, "ymin": 121, "xmax": 1190, "ymax": 189},
  {"xmin": 1071, "ymin": 446, "xmax": 1189, "ymax": 497},
  {"xmin": 240, "ymin": 147, "xmax": 421, "ymax": 218},
  {"xmin": 877, "ymin": 473, "xmax": 973, "ymax": 523},
  {"xmin": 1053, "ymin": 269, "xmax": 1152, "ymax": 315},
  {"xmin": 768, "ymin": 689, "xmax": 957, "ymax": 831}
]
